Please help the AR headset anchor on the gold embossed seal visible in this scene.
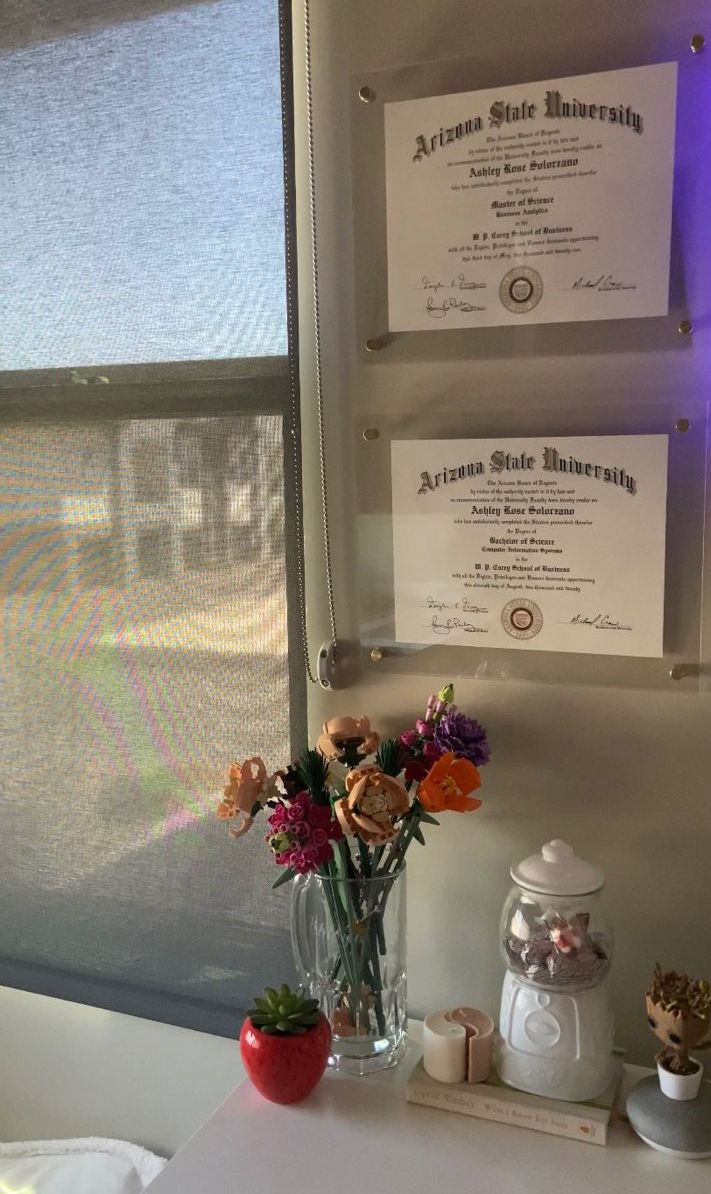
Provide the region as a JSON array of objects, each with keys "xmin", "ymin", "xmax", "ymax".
[
  {"xmin": 499, "ymin": 267, "xmax": 544, "ymax": 314},
  {"xmin": 501, "ymin": 597, "xmax": 543, "ymax": 639}
]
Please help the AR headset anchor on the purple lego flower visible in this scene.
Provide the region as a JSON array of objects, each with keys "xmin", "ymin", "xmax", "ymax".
[{"xmin": 434, "ymin": 712, "xmax": 491, "ymax": 767}]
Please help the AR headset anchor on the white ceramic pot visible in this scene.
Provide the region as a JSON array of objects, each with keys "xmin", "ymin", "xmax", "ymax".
[{"xmin": 657, "ymin": 1058, "xmax": 703, "ymax": 1100}]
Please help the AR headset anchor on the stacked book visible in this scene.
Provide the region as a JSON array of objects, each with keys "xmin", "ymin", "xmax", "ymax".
[{"xmin": 405, "ymin": 1057, "xmax": 623, "ymax": 1146}]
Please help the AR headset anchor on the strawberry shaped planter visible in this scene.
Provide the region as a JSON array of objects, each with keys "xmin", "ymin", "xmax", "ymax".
[{"xmin": 240, "ymin": 985, "xmax": 331, "ymax": 1104}]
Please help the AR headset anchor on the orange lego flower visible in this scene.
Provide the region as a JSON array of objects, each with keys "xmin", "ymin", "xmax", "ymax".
[
  {"xmin": 417, "ymin": 751, "xmax": 482, "ymax": 814},
  {"xmin": 217, "ymin": 757, "xmax": 273, "ymax": 838}
]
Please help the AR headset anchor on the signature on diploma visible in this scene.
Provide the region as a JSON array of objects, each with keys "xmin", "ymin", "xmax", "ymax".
[
  {"xmin": 462, "ymin": 597, "xmax": 488, "ymax": 614},
  {"xmin": 424, "ymin": 596, "xmax": 489, "ymax": 614},
  {"xmin": 431, "ymin": 615, "xmax": 488, "ymax": 636},
  {"xmin": 420, "ymin": 274, "xmax": 487, "ymax": 296},
  {"xmin": 567, "ymin": 612, "xmax": 633, "ymax": 631},
  {"xmin": 426, "ymin": 295, "xmax": 486, "ymax": 319},
  {"xmin": 570, "ymin": 274, "xmax": 637, "ymax": 292}
]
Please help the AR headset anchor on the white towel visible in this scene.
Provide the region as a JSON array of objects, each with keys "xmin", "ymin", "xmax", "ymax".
[{"xmin": 0, "ymin": 1136, "xmax": 167, "ymax": 1192}]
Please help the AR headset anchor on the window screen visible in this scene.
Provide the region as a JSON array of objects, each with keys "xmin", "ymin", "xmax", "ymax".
[
  {"xmin": 1, "ymin": 0, "xmax": 287, "ymax": 368},
  {"xmin": 0, "ymin": 0, "xmax": 302, "ymax": 1035}
]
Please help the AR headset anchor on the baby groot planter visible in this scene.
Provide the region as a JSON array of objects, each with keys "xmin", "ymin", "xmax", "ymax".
[{"xmin": 646, "ymin": 964, "xmax": 711, "ymax": 1077}]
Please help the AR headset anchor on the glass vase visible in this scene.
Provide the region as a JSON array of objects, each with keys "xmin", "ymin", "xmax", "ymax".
[{"xmin": 290, "ymin": 865, "xmax": 407, "ymax": 1074}]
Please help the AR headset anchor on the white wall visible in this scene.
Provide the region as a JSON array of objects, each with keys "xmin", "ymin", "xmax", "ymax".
[{"xmin": 295, "ymin": 0, "xmax": 711, "ymax": 1066}]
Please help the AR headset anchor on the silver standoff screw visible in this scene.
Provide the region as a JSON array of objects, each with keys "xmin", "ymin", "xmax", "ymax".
[
  {"xmin": 677, "ymin": 319, "xmax": 693, "ymax": 336},
  {"xmin": 669, "ymin": 664, "xmax": 696, "ymax": 681},
  {"xmin": 675, "ymin": 417, "xmax": 690, "ymax": 433},
  {"xmin": 362, "ymin": 427, "xmax": 380, "ymax": 441},
  {"xmin": 365, "ymin": 336, "xmax": 387, "ymax": 352},
  {"xmin": 690, "ymin": 33, "xmax": 705, "ymax": 53},
  {"xmin": 370, "ymin": 647, "xmax": 385, "ymax": 662},
  {"xmin": 358, "ymin": 85, "xmax": 376, "ymax": 103}
]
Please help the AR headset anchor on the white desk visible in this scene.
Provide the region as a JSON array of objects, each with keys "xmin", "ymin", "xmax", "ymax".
[
  {"xmin": 0, "ymin": 986, "xmax": 237, "ymax": 1157},
  {"xmin": 150, "ymin": 1029, "xmax": 710, "ymax": 1193}
]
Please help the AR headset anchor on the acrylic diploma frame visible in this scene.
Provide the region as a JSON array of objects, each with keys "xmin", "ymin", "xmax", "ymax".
[
  {"xmin": 356, "ymin": 402, "xmax": 708, "ymax": 692},
  {"xmin": 349, "ymin": 20, "xmax": 711, "ymax": 693}
]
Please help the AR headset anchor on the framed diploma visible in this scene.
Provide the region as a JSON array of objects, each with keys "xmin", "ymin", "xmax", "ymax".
[
  {"xmin": 384, "ymin": 63, "xmax": 677, "ymax": 331},
  {"xmin": 391, "ymin": 436, "xmax": 668, "ymax": 658}
]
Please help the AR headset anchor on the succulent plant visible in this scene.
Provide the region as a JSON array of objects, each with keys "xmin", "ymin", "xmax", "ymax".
[{"xmin": 247, "ymin": 984, "xmax": 322, "ymax": 1035}]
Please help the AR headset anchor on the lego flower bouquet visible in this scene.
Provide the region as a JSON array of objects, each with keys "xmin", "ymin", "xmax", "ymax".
[{"xmin": 218, "ymin": 684, "xmax": 490, "ymax": 1072}]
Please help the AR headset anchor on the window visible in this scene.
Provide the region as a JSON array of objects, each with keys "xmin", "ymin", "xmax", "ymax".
[
  {"xmin": 0, "ymin": 0, "xmax": 303, "ymax": 1035},
  {"xmin": 1, "ymin": 0, "xmax": 287, "ymax": 368}
]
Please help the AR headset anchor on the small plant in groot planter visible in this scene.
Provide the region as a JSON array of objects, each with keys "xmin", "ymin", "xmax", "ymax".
[
  {"xmin": 646, "ymin": 965, "xmax": 711, "ymax": 1099},
  {"xmin": 240, "ymin": 984, "xmax": 331, "ymax": 1104}
]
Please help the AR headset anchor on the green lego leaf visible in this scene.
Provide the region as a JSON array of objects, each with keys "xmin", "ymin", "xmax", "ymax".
[{"xmin": 272, "ymin": 866, "xmax": 296, "ymax": 889}]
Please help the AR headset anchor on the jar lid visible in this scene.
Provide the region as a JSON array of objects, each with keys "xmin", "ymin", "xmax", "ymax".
[{"xmin": 510, "ymin": 839, "xmax": 604, "ymax": 896}]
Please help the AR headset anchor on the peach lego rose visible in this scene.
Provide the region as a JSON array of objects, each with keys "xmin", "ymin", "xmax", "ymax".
[
  {"xmin": 316, "ymin": 716, "xmax": 380, "ymax": 763},
  {"xmin": 334, "ymin": 766, "xmax": 410, "ymax": 845}
]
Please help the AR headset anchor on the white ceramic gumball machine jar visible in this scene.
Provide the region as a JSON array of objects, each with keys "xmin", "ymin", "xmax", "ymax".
[{"xmin": 497, "ymin": 840, "xmax": 615, "ymax": 1102}]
